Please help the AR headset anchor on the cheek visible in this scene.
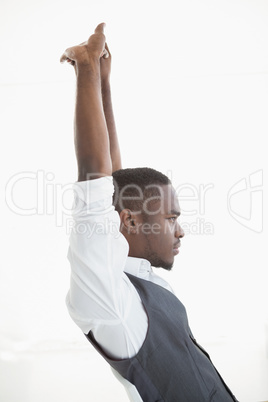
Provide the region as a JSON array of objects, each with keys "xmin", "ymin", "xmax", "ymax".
[
  {"xmin": 145, "ymin": 219, "xmax": 173, "ymax": 251},
  {"xmin": 158, "ymin": 225, "xmax": 174, "ymax": 251},
  {"xmin": 164, "ymin": 224, "xmax": 176, "ymax": 249}
]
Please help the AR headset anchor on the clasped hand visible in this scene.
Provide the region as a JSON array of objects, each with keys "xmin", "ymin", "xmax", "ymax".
[{"xmin": 60, "ymin": 23, "xmax": 109, "ymax": 68}]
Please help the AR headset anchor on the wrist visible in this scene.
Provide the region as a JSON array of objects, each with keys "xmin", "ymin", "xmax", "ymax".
[
  {"xmin": 76, "ymin": 56, "xmax": 100, "ymax": 75},
  {"xmin": 101, "ymin": 76, "xmax": 111, "ymax": 87},
  {"xmin": 101, "ymin": 78, "xmax": 111, "ymax": 96},
  {"xmin": 76, "ymin": 61, "xmax": 101, "ymax": 86}
]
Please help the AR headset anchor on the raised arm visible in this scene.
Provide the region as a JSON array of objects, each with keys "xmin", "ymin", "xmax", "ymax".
[
  {"xmin": 100, "ymin": 43, "xmax": 122, "ymax": 172},
  {"xmin": 60, "ymin": 23, "xmax": 112, "ymax": 181}
]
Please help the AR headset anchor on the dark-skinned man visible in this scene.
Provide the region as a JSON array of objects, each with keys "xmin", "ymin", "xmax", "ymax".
[{"xmin": 61, "ymin": 23, "xmax": 238, "ymax": 402}]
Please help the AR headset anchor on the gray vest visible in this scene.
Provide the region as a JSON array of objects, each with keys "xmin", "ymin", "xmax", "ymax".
[{"xmin": 85, "ymin": 273, "xmax": 238, "ymax": 402}]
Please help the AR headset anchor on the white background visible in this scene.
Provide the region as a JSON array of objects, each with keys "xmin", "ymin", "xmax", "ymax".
[{"xmin": 1, "ymin": 0, "xmax": 268, "ymax": 401}]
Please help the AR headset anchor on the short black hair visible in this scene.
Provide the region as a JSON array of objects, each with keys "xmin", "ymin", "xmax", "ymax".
[{"xmin": 112, "ymin": 167, "xmax": 171, "ymax": 214}]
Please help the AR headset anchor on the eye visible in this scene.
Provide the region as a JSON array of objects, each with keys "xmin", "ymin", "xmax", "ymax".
[{"xmin": 168, "ymin": 216, "xmax": 177, "ymax": 223}]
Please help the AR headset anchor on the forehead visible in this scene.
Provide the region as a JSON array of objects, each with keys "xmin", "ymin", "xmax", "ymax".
[{"xmin": 161, "ymin": 184, "xmax": 180, "ymax": 213}]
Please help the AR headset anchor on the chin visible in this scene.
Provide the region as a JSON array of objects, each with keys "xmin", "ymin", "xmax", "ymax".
[
  {"xmin": 153, "ymin": 259, "xmax": 173, "ymax": 271},
  {"xmin": 146, "ymin": 250, "xmax": 174, "ymax": 271},
  {"xmin": 162, "ymin": 262, "xmax": 173, "ymax": 271}
]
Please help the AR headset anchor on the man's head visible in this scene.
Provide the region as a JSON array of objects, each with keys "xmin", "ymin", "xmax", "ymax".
[{"xmin": 112, "ymin": 167, "xmax": 184, "ymax": 270}]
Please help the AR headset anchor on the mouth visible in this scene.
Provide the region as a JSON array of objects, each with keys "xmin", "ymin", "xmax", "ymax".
[{"xmin": 173, "ymin": 242, "xmax": 181, "ymax": 255}]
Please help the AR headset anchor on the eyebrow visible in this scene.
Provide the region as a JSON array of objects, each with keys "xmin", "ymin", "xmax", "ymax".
[{"xmin": 168, "ymin": 209, "xmax": 181, "ymax": 217}]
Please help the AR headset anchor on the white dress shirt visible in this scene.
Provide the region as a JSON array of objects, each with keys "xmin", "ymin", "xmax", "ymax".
[{"xmin": 66, "ymin": 176, "xmax": 174, "ymax": 401}]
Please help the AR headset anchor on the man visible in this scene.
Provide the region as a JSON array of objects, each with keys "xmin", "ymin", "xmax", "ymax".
[{"xmin": 61, "ymin": 23, "xmax": 238, "ymax": 401}]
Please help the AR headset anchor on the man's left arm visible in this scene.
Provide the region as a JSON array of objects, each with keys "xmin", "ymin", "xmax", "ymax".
[{"xmin": 100, "ymin": 43, "xmax": 122, "ymax": 172}]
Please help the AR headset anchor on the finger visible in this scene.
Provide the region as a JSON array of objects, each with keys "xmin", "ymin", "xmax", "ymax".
[
  {"xmin": 94, "ymin": 22, "xmax": 106, "ymax": 34},
  {"xmin": 60, "ymin": 49, "xmax": 75, "ymax": 65},
  {"xmin": 60, "ymin": 52, "xmax": 68, "ymax": 63},
  {"xmin": 66, "ymin": 58, "xmax": 75, "ymax": 66},
  {"xmin": 101, "ymin": 48, "xmax": 109, "ymax": 59},
  {"xmin": 104, "ymin": 42, "xmax": 111, "ymax": 57},
  {"xmin": 101, "ymin": 43, "xmax": 110, "ymax": 59}
]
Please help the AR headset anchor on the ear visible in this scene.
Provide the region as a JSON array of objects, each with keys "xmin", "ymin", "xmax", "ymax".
[{"xmin": 119, "ymin": 209, "xmax": 139, "ymax": 234}]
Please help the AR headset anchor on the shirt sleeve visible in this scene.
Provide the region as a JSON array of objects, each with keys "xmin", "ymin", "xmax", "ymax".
[{"xmin": 65, "ymin": 177, "xmax": 131, "ymax": 331}]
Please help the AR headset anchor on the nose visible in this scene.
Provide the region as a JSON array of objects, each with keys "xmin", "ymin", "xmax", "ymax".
[{"xmin": 175, "ymin": 222, "xmax": 184, "ymax": 239}]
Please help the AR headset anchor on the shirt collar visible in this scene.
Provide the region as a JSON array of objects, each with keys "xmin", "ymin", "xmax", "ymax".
[
  {"xmin": 124, "ymin": 256, "xmax": 174, "ymax": 294},
  {"xmin": 124, "ymin": 257, "xmax": 152, "ymax": 279}
]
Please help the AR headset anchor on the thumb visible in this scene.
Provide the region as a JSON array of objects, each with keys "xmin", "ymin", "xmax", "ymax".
[{"xmin": 94, "ymin": 22, "xmax": 106, "ymax": 34}]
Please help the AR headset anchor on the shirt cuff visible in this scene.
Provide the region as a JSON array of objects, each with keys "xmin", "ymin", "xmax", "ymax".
[
  {"xmin": 72, "ymin": 176, "xmax": 115, "ymax": 216},
  {"xmin": 73, "ymin": 176, "xmax": 114, "ymax": 202}
]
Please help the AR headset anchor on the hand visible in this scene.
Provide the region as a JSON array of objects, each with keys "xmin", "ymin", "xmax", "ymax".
[
  {"xmin": 100, "ymin": 43, "xmax": 111, "ymax": 82},
  {"xmin": 60, "ymin": 23, "xmax": 109, "ymax": 68}
]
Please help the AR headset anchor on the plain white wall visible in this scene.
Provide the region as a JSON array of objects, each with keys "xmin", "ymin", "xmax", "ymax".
[{"xmin": 1, "ymin": 0, "xmax": 268, "ymax": 401}]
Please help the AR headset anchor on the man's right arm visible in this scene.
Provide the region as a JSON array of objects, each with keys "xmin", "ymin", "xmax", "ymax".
[
  {"xmin": 60, "ymin": 23, "xmax": 112, "ymax": 181},
  {"xmin": 61, "ymin": 25, "xmax": 148, "ymax": 360}
]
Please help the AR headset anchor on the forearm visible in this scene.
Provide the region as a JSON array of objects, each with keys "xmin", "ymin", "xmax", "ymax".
[
  {"xmin": 75, "ymin": 64, "xmax": 112, "ymax": 181},
  {"xmin": 101, "ymin": 79, "xmax": 122, "ymax": 172}
]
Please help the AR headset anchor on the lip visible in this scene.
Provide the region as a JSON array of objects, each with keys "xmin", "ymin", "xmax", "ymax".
[
  {"xmin": 173, "ymin": 247, "xmax": 180, "ymax": 255},
  {"xmin": 173, "ymin": 243, "xmax": 181, "ymax": 255}
]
